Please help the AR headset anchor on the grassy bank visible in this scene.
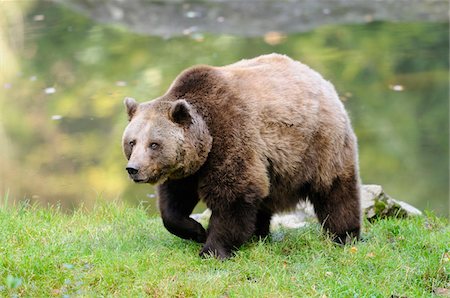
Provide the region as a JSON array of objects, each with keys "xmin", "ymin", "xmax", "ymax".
[{"xmin": 0, "ymin": 202, "xmax": 448, "ymax": 297}]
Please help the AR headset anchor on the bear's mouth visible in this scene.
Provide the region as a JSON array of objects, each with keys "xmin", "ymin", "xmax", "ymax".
[
  {"xmin": 128, "ymin": 173, "xmax": 152, "ymax": 184},
  {"xmin": 130, "ymin": 172, "xmax": 168, "ymax": 185},
  {"xmin": 132, "ymin": 178, "xmax": 147, "ymax": 183},
  {"xmin": 130, "ymin": 176, "xmax": 155, "ymax": 184}
]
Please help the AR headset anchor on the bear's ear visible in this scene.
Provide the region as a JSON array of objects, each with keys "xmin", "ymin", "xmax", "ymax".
[
  {"xmin": 169, "ymin": 100, "xmax": 192, "ymax": 126},
  {"xmin": 124, "ymin": 97, "xmax": 138, "ymax": 121}
]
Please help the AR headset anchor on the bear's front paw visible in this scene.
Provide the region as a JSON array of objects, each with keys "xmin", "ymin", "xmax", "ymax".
[{"xmin": 199, "ymin": 244, "xmax": 232, "ymax": 259}]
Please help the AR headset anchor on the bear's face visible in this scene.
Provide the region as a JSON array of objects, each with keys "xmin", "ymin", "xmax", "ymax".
[{"xmin": 122, "ymin": 97, "xmax": 212, "ymax": 184}]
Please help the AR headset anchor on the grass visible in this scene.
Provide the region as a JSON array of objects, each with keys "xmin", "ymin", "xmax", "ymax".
[{"xmin": 0, "ymin": 201, "xmax": 448, "ymax": 297}]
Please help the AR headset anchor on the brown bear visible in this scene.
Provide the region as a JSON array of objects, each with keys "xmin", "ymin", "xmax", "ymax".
[{"xmin": 122, "ymin": 53, "xmax": 361, "ymax": 259}]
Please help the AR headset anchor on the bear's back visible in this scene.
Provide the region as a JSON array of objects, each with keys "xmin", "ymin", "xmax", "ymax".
[
  {"xmin": 216, "ymin": 53, "xmax": 349, "ymax": 155},
  {"xmin": 218, "ymin": 53, "xmax": 339, "ymax": 110}
]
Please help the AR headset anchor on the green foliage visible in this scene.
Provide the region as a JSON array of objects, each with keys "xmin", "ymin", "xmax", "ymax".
[
  {"xmin": 373, "ymin": 198, "xmax": 407, "ymax": 218},
  {"xmin": 0, "ymin": 202, "xmax": 448, "ymax": 297}
]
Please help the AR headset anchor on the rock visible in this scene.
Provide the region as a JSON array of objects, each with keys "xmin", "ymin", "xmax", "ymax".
[
  {"xmin": 362, "ymin": 184, "xmax": 422, "ymax": 220},
  {"xmin": 270, "ymin": 201, "xmax": 315, "ymax": 229},
  {"xmin": 190, "ymin": 184, "xmax": 422, "ymax": 230},
  {"xmin": 190, "ymin": 208, "xmax": 211, "ymax": 224}
]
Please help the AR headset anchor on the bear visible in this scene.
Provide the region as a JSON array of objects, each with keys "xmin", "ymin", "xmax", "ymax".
[{"xmin": 122, "ymin": 53, "xmax": 361, "ymax": 259}]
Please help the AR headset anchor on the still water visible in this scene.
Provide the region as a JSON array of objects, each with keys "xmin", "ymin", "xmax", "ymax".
[{"xmin": 1, "ymin": 1, "xmax": 448, "ymax": 216}]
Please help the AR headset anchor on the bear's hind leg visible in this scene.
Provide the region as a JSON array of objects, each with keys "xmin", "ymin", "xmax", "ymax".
[
  {"xmin": 158, "ymin": 176, "xmax": 206, "ymax": 243},
  {"xmin": 310, "ymin": 174, "xmax": 361, "ymax": 244}
]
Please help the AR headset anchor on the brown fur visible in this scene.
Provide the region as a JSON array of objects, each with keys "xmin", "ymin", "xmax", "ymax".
[{"xmin": 122, "ymin": 54, "xmax": 361, "ymax": 258}]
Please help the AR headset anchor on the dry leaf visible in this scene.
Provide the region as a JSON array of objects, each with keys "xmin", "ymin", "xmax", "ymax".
[
  {"xmin": 433, "ymin": 288, "xmax": 449, "ymax": 297},
  {"xmin": 264, "ymin": 31, "xmax": 286, "ymax": 45},
  {"xmin": 366, "ymin": 252, "xmax": 376, "ymax": 258}
]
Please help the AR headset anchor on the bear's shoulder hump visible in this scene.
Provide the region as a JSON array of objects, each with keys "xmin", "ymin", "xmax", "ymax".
[{"xmin": 168, "ymin": 65, "xmax": 224, "ymax": 97}]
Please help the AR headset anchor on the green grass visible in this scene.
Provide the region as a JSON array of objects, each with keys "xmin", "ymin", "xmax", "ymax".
[{"xmin": 0, "ymin": 201, "xmax": 448, "ymax": 297}]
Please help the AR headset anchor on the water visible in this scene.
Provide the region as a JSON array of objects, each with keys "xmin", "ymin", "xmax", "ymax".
[{"xmin": 1, "ymin": 1, "xmax": 448, "ymax": 216}]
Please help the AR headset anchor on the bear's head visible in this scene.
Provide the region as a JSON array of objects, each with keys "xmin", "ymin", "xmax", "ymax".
[{"xmin": 122, "ymin": 97, "xmax": 212, "ymax": 184}]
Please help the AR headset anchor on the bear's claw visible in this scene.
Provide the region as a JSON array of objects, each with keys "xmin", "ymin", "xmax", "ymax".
[{"xmin": 199, "ymin": 244, "xmax": 232, "ymax": 259}]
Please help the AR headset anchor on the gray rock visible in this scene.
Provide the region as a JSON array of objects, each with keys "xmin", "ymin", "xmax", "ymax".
[
  {"xmin": 361, "ymin": 184, "xmax": 422, "ymax": 220},
  {"xmin": 190, "ymin": 208, "xmax": 211, "ymax": 224},
  {"xmin": 270, "ymin": 201, "xmax": 316, "ymax": 230}
]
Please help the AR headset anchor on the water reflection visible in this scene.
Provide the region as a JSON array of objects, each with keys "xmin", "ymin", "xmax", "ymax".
[
  {"xmin": 0, "ymin": 1, "xmax": 448, "ymax": 216},
  {"xmin": 58, "ymin": 0, "xmax": 448, "ymax": 37}
]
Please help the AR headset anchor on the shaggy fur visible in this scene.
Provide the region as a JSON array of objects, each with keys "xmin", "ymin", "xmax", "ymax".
[{"xmin": 122, "ymin": 54, "xmax": 361, "ymax": 259}]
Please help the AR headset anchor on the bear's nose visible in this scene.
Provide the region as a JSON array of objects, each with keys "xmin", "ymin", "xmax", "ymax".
[{"xmin": 126, "ymin": 166, "xmax": 139, "ymax": 175}]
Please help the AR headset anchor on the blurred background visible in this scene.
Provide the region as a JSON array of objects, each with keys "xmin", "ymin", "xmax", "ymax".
[{"xmin": 0, "ymin": 0, "xmax": 448, "ymax": 216}]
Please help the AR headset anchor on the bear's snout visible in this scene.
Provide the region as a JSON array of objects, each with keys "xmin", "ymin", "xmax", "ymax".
[
  {"xmin": 125, "ymin": 163, "xmax": 158, "ymax": 183},
  {"xmin": 126, "ymin": 163, "xmax": 144, "ymax": 182}
]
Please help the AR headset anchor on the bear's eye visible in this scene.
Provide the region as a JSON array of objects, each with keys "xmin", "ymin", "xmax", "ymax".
[
  {"xmin": 149, "ymin": 143, "xmax": 159, "ymax": 150},
  {"xmin": 129, "ymin": 140, "xmax": 136, "ymax": 148}
]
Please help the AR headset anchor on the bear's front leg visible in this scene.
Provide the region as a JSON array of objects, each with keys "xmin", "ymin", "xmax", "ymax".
[
  {"xmin": 158, "ymin": 176, "xmax": 206, "ymax": 243},
  {"xmin": 199, "ymin": 201, "xmax": 258, "ymax": 259}
]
